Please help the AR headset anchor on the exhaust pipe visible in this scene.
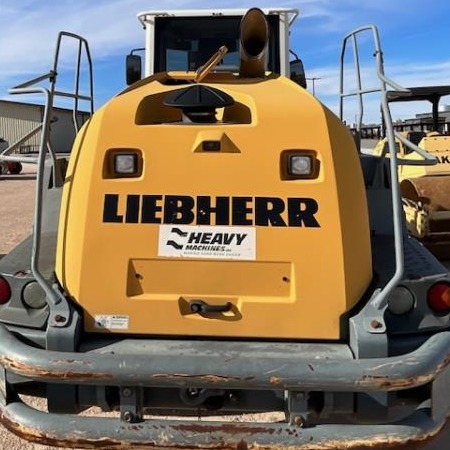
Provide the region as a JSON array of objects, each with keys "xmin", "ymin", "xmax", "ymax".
[{"xmin": 239, "ymin": 8, "xmax": 269, "ymax": 78}]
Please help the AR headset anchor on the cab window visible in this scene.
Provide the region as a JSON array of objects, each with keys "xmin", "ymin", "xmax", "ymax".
[{"xmin": 154, "ymin": 15, "xmax": 280, "ymax": 74}]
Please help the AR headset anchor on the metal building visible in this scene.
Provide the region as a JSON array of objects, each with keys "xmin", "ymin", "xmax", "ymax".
[{"xmin": 0, "ymin": 100, "xmax": 90, "ymax": 154}]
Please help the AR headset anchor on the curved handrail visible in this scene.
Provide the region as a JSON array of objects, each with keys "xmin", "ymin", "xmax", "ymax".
[
  {"xmin": 4, "ymin": 31, "xmax": 94, "ymax": 327},
  {"xmin": 339, "ymin": 25, "xmax": 409, "ymax": 310}
]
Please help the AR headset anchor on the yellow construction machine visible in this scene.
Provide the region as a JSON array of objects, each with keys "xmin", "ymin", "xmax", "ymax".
[
  {"xmin": 1, "ymin": 7, "xmax": 450, "ymax": 449},
  {"xmin": 373, "ymin": 86, "xmax": 450, "ymax": 257}
]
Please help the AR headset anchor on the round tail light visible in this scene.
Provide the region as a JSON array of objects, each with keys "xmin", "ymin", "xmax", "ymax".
[
  {"xmin": 427, "ymin": 282, "xmax": 450, "ymax": 314},
  {"xmin": 0, "ymin": 277, "xmax": 12, "ymax": 304}
]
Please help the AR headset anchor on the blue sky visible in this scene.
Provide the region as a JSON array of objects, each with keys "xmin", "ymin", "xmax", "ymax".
[{"xmin": 1, "ymin": 0, "xmax": 450, "ymax": 123}]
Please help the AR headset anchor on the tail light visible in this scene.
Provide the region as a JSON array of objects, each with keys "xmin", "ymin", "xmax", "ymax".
[
  {"xmin": 427, "ymin": 282, "xmax": 450, "ymax": 314},
  {"xmin": 0, "ymin": 277, "xmax": 11, "ymax": 304}
]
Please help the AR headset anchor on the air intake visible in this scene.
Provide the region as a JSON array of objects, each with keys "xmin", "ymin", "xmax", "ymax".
[{"xmin": 164, "ymin": 85, "xmax": 234, "ymax": 123}]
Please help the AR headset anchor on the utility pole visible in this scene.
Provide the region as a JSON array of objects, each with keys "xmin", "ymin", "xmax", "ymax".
[{"xmin": 306, "ymin": 77, "xmax": 321, "ymax": 96}]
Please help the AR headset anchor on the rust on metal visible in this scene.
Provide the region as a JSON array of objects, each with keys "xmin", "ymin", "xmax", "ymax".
[
  {"xmin": 401, "ymin": 177, "xmax": 450, "ymax": 211},
  {"xmin": 0, "ymin": 355, "xmax": 113, "ymax": 381},
  {"xmin": 0, "ymin": 405, "xmax": 448, "ymax": 450},
  {"xmin": 0, "ymin": 411, "xmax": 239, "ymax": 449},
  {"xmin": 359, "ymin": 374, "xmax": 433, "ymax": 390},
  {"xmin": 0, "ymin": 412, "xmax": 123, "ymax": 448},
  {"xmin": 152, "ymin": 373, "xmax": 254, "ymax": 383},
  {"xmin": 370, "ymin": 320, "xmax": 383, "ymax": 330},
  {"xmin": 172, "ymin": 423, "xmax": 278, "ymax": 436},
  {"xmin": 436, "ymin": 352, "xmax": 450, "ymax": 373},
  {"xmin": 236, "ymin": 441, "xmax": 248, "ymax": 450},
  {"xmin": 360, "ymin": 353, "xmax": 450, "ymax": 390}
]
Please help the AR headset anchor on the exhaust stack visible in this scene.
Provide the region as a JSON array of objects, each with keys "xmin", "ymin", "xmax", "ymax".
[{"xmin": 239, "ymin": 8, "xmax": 269, "ymax": 78}]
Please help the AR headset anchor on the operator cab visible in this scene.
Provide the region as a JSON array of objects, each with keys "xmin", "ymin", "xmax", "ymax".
[
  {"xmin": 154, "ymin": 15, "xmax": 280, "ymax": 73},
  {"xmin": 126, "ymin": 9, "xmax": 306, "ymax": 87}
]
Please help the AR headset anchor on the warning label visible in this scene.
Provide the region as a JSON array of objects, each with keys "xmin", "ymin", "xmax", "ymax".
[
  {"xmin": 158, "ymin": 225, "xmax": 256, "ymax": 260},
  {"xmin": 94, "ymin": 315, "xmax": 129, "ymax": 330}
]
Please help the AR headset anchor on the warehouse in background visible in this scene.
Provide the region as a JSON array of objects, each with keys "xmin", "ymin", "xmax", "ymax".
[
  {"xmin": 0, "ymin": 100, "xmax": 90, "ymax": 155},
  {"xmin": 358, "ymin": 103, "xmax": 450, "ymax": 139},
  {"xmin": 2, "ymin": 98, "xmax": 449, "ymax": 155}
]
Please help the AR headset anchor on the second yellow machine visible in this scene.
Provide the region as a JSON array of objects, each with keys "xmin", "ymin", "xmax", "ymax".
[{"xmin": 374, "ymin": 86, "xmax": 450, "ymax": 257}]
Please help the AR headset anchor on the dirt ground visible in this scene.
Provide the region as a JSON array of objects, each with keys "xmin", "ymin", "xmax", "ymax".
[
  {"xmin": 0, "ymin": 164, "xmax": 65, "ymax": 449},
  {"xmin": 1, "ymin": 164, "xmax": 450, "ymax": 450},
  {"xmin": 0, "ymin": 165, "xmax": 36, "ymax": 256}
]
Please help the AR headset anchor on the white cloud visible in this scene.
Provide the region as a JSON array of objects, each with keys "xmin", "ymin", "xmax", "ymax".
[{"xmin": 0, "ymin": 0, "xmax": 364, "ymax": 84}]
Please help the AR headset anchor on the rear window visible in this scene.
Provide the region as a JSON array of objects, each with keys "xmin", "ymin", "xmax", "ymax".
[{"xmin": 154, "ymin": 15, "xmax": 280, "ymax": 74}]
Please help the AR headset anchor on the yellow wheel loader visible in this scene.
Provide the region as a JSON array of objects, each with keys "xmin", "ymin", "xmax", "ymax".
[
  {"xmin": 373, "ymin": 86, "xmax": 450, "ymax": 258},
  {"xmin": 1, "ymin": 8, "xmax": 450, "ymax": 449}
]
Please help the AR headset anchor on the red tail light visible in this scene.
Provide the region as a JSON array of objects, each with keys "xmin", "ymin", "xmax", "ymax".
[
  {"xmin": 0, "ymin": 277, "xmax": 11, "ymax": 304},
  {"xmin": 427, "ymin": 282, "xmax": 450, "ymax": 313}
]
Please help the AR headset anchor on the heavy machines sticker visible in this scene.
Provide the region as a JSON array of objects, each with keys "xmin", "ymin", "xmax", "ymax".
[{"xmin": 158, "ymin": 225, "xmax": 256, "ymax": 259}]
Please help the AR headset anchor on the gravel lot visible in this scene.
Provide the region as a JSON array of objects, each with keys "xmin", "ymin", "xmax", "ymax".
[
  {"xmin": 1, "ymin": 163, "xmax": 450, "ymax": 450},
  {"xmin": 0, "ymin": 165, "xmax": 36, "ymax": 256}
]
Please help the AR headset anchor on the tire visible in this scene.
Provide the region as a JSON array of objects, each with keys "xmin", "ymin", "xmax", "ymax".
[{"xmin": 7, "ymin": 162, "xmax": 22, "ymax": 175}]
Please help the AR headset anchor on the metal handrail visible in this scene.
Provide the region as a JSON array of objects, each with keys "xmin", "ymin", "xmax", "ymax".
[
  {"xmin": 6, "ymin": 87, "xmax": 65, "ymax": 310},
  {"xmin": 392, "ymin": 132, "xmax": 438, "ymax": 166},
  {"xmin": 1, "ymin": 32, "xmax": 94, "ymax": 165},
  {"xmin": 8, "ymin": 87, "xmax": 59, "ymax": 181},
  {"xmin": 50, "ymin": 31, "xmax": 94, "ymax": 133},
  {"xmin": 339, "ymin": 25, "xmax": 410, "ymax": 310},
  {"xmin": 5, "ymin": 31, "xmax": 94, "ymax": 328}
]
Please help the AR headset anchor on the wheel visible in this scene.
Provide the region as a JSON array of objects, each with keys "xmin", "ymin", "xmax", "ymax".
[{"xmin": 7, "ymin": 162, "xmax": 22, "ymax": 175}]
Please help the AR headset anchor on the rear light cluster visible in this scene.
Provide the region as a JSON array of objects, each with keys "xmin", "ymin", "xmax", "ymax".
[
  {"xmin": 387, "ymin": 282, "xmax": 450, "ymax": 317},
  {"xmin": 0, "ymin": 277, "xmax": 11, "ymax": 305},
  {"xmin": 427, "ymin": 282, "xmax": 450, "ymax": 314}
]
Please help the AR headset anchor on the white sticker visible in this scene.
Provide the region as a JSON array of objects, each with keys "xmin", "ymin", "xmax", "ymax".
[
  {"xmin": 158, "ymin": 225, "xmax": 256, "ymax": 260},
  {"xmin": 94, "ymin": 315, "xmax": 129, "ymax": 330}
]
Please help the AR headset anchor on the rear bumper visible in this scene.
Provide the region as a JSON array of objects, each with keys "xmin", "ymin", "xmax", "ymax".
[
  {"xmin": 1, "ymin": 324, "xmax": 450, "ymax": 390},
  {"xmin": 1, "ymin": 323, "xmax": 450, "ymax": 448},
  {"xmin": 0, "ymin": 402, "xmax": 446, "ymax": 449}
]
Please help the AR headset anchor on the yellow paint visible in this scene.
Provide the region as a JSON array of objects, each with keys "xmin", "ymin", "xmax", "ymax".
[
  {"xmin": 373, "ymin": 131, "xmax": 450, "ymax": 242},
  {"xmin": 56, "ymin": 72, "xmax": 372, "ymax": 339},
  {"xmin": 373, "ymin": 131, "xmax": 450, "ymax": 180}
]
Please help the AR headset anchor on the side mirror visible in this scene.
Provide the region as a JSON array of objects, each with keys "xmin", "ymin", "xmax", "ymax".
[
  {"xmin": 126, "ymin": 54, "xmax": 142, "ymax": 86},
  {"xmin": 290, "ymin": 59, "xmax": 307, "ymax": 89}
]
